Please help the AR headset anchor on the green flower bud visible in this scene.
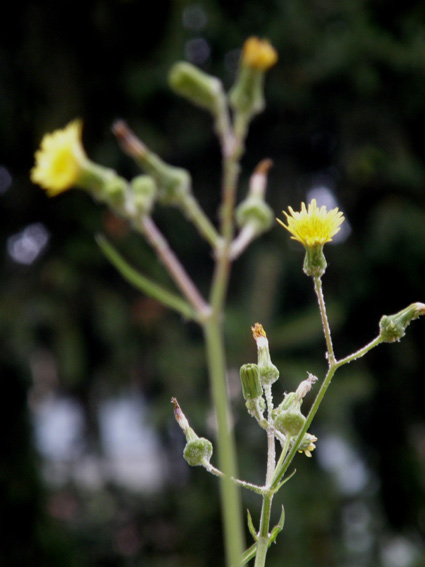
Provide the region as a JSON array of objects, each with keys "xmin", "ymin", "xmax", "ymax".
[
  {"xmin": 103, "ymin": 175, "xmax": 127, "ymax": 206},
  {"xmin": 169, "ymin": 62, "xmax": 225, "ymax": 114},
  {"xmin": 141, "ymin": 153, "xmax": 191, "ymax": 206},
  {"xmin": 131, "ymin": 175, "xmax": 156, "ymax": 216},
  {"xmin": 275, "ymin": 409, "xmax": 306, "ymax": 437},
  {"xmin": 183, "ymin": 438, "xmax": 213, "ymax": 467},
  {"xmin": 240, "ymin": 363, "xmax": 263, "ymax": 401},
  {"xmin": 235, "ymin": 197, "xmax": 273, "ymax": 233},
  {"xmin": 379, "ymin": 302, "xmax": 425, "ymax": 343}
]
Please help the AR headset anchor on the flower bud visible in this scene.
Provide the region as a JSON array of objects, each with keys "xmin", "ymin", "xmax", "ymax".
[
  {"xmin": 273, "ymin": 391, "xmax": 306, "ymax": 437},
  {"xmin": 379, "ymin": 302, "xmax": 425, "ymax": 343},
  {"xmin": 236, "ymin": 157, "xmax": 273, "ymax": 231},
  {"xmin": 102, "ymin": 175, "xmax": 127, "ymax": 206},
  {"xmin": 131, "ymin": 175, "xmax": 156, "ymax": 216},
  {"xmin": 274, "ymin": 408, "xmax": 306, "ymax": 437},
  {"xmin": 112, "ymin": 121, "xmax": 191, "ymax": 206},
  {"xmin": 169, "ymin": 62, "xmax": 225, "ymax": 115},
  {"xmin": 183, "ymin": 438, "xmax": 213, "ymax": 467},
  {"xmin": 235, "ymin": 197, "xmax": 273, "ymax": 233},
  {"xmin": 251, "ymin": 323, "xmax": 279, "ymax": 386},
  {"xmin": 143, "ymin": 154, "xmax": 191, "ymax": 206},
  {"xmin": 240, "ymin": 363, "xmax": 263, "ymax": 401}
]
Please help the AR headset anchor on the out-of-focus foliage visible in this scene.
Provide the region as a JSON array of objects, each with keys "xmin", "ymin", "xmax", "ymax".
[{"xmin": 2, "ymin": 1, "xmax": 425, "ymax": 566}]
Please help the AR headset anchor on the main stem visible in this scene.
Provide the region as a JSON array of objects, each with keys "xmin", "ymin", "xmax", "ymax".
[
  {"xmin": 202, "ymin": 128, "xmax": 246, "ymax": 567},
  {"xmin": 203, "ymin": 317, "xmax": 244, "ymax": 567}
]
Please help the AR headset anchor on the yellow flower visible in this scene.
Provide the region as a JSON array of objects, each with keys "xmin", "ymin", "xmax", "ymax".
[
  {"xmin": 277, "ymin": 199, "xmax": 345, "ymax": 248},
  {"xmin": 31, "ymin": 120, "xmax": 87, "ymax": 196},
  {"xmin": 242, "ymin": 37, "xmax": 278, "ymax": 71}
]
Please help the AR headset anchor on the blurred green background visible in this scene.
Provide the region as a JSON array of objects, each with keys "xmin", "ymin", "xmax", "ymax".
[{"xmin": 2, "ymin": 1, "xmax": 425, "ymax": 566}]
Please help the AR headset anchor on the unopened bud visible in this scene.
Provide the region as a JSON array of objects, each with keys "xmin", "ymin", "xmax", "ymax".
[
  {"xmin": 379, "ymin": 302, "xmax": 425, "ymax": 343},
  {"xmin": 131, "ymin": 175, "xmax": 156, "ymax": 216},
  {"xmin": 146, "ymin": 157, "xmax": 191, "ymax": 206},
  {"xmin": 183, "ymin": 438, "xmax": 213, "ymax": 467},
  {"xmin": 275, "ymin": 408, "xmax": 306, "ymax": 437},
  {"xmin": 113, "ymin": 121, "xmax": 191, "ymax": 206},
  {"xmin": 102, "ymin": 175, "xmax": 128, "ymax": 206},
  {"xmin": 169, "ymin": 62, "xmax": 225, "ymax": 115},
  {"xmin": 236, "ymin": 198, "xmax": 273, "ymax": 233},
  {"xmin": 236, "ymin": 159, "xmax": 273, "ymax": 234},
  {"xmin": 240, "ymin": 363, "xmax": 263, "ymax": 401},
  {"xmin": 273, "ymin": 390, "xmax": 308, "ymax": 437}
]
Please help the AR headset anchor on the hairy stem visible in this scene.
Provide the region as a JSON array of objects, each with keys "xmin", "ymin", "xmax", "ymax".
[{"xmin": 313, "ymin": 276, "xmax": 335, "ymax": 365}]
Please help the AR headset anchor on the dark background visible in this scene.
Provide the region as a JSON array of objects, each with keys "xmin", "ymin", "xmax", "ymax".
[{"xmin": 2, "ymin": 1, "xmax": 425, "ymax": 566}]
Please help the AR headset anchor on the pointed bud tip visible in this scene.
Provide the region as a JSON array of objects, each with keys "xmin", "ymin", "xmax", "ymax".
[{"xmin": 254, "ymin": 158, "xmax": 273, "ymax": 176}]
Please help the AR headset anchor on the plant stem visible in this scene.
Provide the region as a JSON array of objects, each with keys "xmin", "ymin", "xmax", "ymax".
[
  {"xmin": 255, "ymin": 435, "xmax": 290, "ymax": 567},
  {"xmin": 313, "ymin": 276, "xmax": 335, "ymax": 365},
  {"xmin": 181, "ymin": 193, "xmax": 222, "ymax": 249},
  {"xmin": 335, "ymin": 335, "xmax": 383, "ymax": 368},
  {"xmin": 203, "ymin": 316, "xmax": 244, "ymax": 567},
  {"xmin": 254, "ymin": 491, "xmax": 273, "ymax": 567},
  {"xmin": 201, "ymin": 112, "xmax": 250, "ymax": 567}
]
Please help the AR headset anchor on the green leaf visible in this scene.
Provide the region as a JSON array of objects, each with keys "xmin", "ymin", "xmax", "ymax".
[{"xmin": 96, "ymin": 234, "xmax": 198, "ymax": 321}]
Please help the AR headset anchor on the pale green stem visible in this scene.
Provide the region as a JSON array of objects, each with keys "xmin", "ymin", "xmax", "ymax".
[
  {"xmin": 201, "ymin": 109, "xmax": 251, "ymax": 567},
  {"xmin": 255, "ymin": 435, "xmax": 291, "ymax": 567},
  {"xmin": 254, "ymin": 492, "xmax": 273, "ymax": 567},
  {"xmin": 264, "ymin": 384, "xmax": 276, "ymax": 485},
  {"xmin": 205, "ymin": 462, "xmax": 265, "ymax": 496},
  {"xmin": 313, "ymin": 275, "xmax": 336, "ymax": 365},
  {"xmin": 180, "ymin": 193, "xmax": 222, "ymax": 249},
  {"xmin": 213, "ymin": 93, "xmax": 234, "ymax": 158},
  {"xmin": 203, "ymin": 317, "xmax": 244, "ymax": 567},
  {"xmin": 335, "ymin": 335, "xmax": 384, "ymax": 368}
]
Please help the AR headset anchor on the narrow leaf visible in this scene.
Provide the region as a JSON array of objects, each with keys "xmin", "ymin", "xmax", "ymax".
[
  {"xmin": 247, "ymin": 509, "xmax": 258, "ymax": 541},
  {"xmin": 96, "ymin": 234, "xmax": 198, "ymax": 321}
]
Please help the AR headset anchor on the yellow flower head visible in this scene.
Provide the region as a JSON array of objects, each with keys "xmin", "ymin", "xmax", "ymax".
[
  {"xmin": 31, "ymin": 120, "xmax": 87, "ymax": 196},
  {"xmin": 277, "ymin": 199, "xmax": 345, "ymax": 248},
  {"xmin": 242, "ymin": 37, "xmax": 278, "ymax": 71}
]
